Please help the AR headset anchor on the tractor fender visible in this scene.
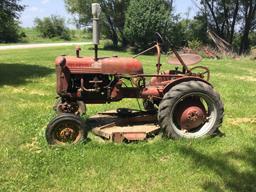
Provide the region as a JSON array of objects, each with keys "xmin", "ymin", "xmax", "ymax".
[{"xmin": 163, "ymin": 77, "xmax": 213, "ymax": 94}]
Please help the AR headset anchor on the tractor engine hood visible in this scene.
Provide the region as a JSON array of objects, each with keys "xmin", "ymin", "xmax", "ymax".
[{"xmin": 55, "ymin": 56, "xmax": 143, "ymax": 75}]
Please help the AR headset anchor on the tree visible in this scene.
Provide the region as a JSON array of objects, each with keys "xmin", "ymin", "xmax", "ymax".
[
  {"xmin": 197, "ymin": 0, "xmax": 256, "ymax": 54},
  {"xmin": 176, "ymin": 15, "xmax": 208, "ymax": 45},
  {"xmin": 199, "ymin": 0, "xmax": 240, "ymax": 44},
  {"xmin": 239, "ymin": 0, "xmax": 256, "ymax": 54},
  {"xmin": 34, "ymin": 15, "xmax": 71, "ymax": 40},
  {"xmin": 124, "ymin": 0, "xmax": 173, "ymax": 50},
  {"xmin": 65, "ymin": 0, "xmax": 130, "ymax": 48},
  {"xmin": 102, "ymin": 0, "xmax": 130, "ymax": 47},
  {"xmin": 188, "ymin": 15, "xmax": 209, "ymax": 43},
  {"xmin": 0, "ymin": 0, "xmax": 25, "ymax": 43}
]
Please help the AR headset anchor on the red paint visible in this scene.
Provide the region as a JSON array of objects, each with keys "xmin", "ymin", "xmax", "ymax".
[
  {"xmin": 55, "ymin": 56, "xmax": 143, "ymax": 75},
  {"xmin": 177, "ymin": 101, "xmax": 206, "ymax": 130},
  {"xmin": 141, "ymin": 87, "xmax": 163, "ymax": 98}
]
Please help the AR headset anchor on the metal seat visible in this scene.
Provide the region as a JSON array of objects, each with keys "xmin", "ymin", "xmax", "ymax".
[{"xmin": 168, "ymin": 53, "xmax": 202, "ymax": 66}]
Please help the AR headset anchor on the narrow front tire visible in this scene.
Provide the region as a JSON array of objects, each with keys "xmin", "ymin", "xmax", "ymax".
[{"xmin": 46, "ymin": 114, "xmax": 87, "ymax": 145}]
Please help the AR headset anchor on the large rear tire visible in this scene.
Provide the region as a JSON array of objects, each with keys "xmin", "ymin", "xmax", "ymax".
[
  {"xmin": 158, "ymin": 81, "xmax": 224, "ymax": 139},
  {"xmin": 46, "ymin": 114, "xmax": 87, "ymax": 145}
]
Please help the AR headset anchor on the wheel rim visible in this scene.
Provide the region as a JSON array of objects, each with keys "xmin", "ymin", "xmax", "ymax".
[
  {"xmin": 52, "ymin": 120, "xmax": 81, "ymax": 144},
  {"xmin": 170, "ymin": 92, "xmax": 217, "ymax": 138}
]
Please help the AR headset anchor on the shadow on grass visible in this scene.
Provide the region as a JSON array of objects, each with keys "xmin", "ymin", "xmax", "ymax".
[
  {"xmin": 0, "ymin": 63, "xmax": 54, "ymax": 86},
  {"xmin": 178, "ymin": 142, "xmax": 256, "ymax": 192}
]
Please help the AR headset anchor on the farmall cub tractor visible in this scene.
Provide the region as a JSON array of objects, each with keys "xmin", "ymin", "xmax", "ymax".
[{"xmin": 46, "ymin": 3, "xmax": 224, "ymax": 145}]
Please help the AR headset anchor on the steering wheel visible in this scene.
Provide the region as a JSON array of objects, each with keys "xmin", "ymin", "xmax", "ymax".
[{"xmin": 190, "ymin": 66, "xmax": 210, "ymax": 81}]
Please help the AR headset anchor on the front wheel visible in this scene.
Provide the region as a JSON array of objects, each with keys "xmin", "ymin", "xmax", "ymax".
[
  {"xmin": 158, "ymin": 81, "xmax": 224, "ymax": 139},
  {"xmin": 46, "ymin": 114, "xmax": 87, "ymax": 145}
]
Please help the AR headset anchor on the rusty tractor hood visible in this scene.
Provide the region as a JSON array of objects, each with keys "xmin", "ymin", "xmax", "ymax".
[{"xmin": 55, "ymin": 56, "xmax": 143, "ymax": 75}]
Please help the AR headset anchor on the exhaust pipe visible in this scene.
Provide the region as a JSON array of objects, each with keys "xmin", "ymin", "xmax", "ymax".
[{"xmin": 92, "ymin": 3, "xmax": 101, "ymax": 61}]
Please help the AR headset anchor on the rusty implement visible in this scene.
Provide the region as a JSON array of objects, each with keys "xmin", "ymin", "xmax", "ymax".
[
  {"xmin": 46, "ymin": 3, "xmax": 224, "ymax": 146},
  {"xmin": 88, "ymin": 109, "xmax": 160, "ymax": 143}
]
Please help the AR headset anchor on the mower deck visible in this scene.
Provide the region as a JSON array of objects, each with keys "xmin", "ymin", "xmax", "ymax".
[{"xmin": 88, "ymin": 109, "xmax": 160, "ymax": 143}]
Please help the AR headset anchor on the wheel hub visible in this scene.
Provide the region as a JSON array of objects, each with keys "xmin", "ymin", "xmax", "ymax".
[
  {"xmin": 176, "ymin": 99, "xmax": 207, "ymax": 131},
  {"xmin": 60, "ymin": 128, "xmax": 75, "ymax": 140}
]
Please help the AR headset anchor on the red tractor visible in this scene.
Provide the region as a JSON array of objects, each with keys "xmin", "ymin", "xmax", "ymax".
[{"xmin": 46, "ymin": 4, "xmax": 224, "ymax": 145}]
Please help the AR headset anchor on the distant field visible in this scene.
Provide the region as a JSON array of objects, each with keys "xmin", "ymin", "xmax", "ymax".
[
  {"xmin": 0, "ymin": 28, "xmax": 91, "ymax": 45},
  {"xmin": 0, "ymin": 45, "xmax": 255, "ymax": 192}
]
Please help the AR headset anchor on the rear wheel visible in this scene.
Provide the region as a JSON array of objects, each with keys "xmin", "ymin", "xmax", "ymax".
[
  {"xmin": 158, "ymin": 81, "xmax": 224, "ymax": 139},
  {"xmin": 46, "ymin": 114, "xmax": 87, "ymax": 145}
]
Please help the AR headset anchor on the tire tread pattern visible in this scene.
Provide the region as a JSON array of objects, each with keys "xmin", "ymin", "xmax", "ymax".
[{"xmin": 158, "ymin": 81, "xmax": 224, "ymax": 139}]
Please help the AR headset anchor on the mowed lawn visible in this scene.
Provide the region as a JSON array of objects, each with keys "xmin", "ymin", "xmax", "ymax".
[{"xmin": 0, "ymin": 45, "xmax": 255, "ymax": 192}]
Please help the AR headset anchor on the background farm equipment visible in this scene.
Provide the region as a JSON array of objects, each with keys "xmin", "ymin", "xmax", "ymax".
[{"xmin": 46, "ymin": 3, "xmax": 224, "ymax": 145}]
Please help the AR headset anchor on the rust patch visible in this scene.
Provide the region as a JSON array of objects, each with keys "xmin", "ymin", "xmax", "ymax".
[{"xmin": 89, "ymin": 110, "xmax": 160, "ymax": 143}]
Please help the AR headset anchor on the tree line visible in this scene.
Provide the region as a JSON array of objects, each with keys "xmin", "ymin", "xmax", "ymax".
[
  {"xmin": 1, "ymin": 0, "xmax": 256, "ymax": 54},
  {"xmin": 0, "ymin": 0, "xmax": 25, "ymax": 43},
  {"xmin": 65, "ymin": 0, "xmax": 256, "ymax": 54}
]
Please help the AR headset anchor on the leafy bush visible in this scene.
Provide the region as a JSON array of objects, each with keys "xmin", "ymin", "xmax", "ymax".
[
  {"xmin": 34, "ymin": 15, "xmax": 71, "ymax": 40},
  {"xmin": 0, "ymin": 21, "xmax": 25, "ymax": 43},
  {"xmin": 188, "ymin": 39, "xmax": 203, "ymax": 50},
  {"xmin": 124, "ymin": 0, "xmax": 173, "ymax": 50},
  {"xmin": 186, "ymin": 15, "xmax": 208, "ymax": 44},
  {"xmin": 250, "ymin": 48, "xmax": 256, "ymax": 60}
]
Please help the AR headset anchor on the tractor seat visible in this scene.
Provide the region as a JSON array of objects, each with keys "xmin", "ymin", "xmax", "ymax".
[{"xmin": 168, "ymin": 53, "xmax": 202, "ymax": 66}]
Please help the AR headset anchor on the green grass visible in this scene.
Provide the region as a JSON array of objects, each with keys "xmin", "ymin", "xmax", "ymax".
[{"xmin": 0, "ymin": 46, "xmax": 255, "ymax": 192}]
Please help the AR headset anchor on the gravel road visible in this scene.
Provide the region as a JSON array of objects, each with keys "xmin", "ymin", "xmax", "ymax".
[{"xmin": 0, "ymin": 42, "xmax": 92, "ymax": 51}]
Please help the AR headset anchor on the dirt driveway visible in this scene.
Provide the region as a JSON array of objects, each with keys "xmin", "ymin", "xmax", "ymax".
[{"xmin": 0, "ymin": 42, "xmax": 92, "ymax": 50}]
